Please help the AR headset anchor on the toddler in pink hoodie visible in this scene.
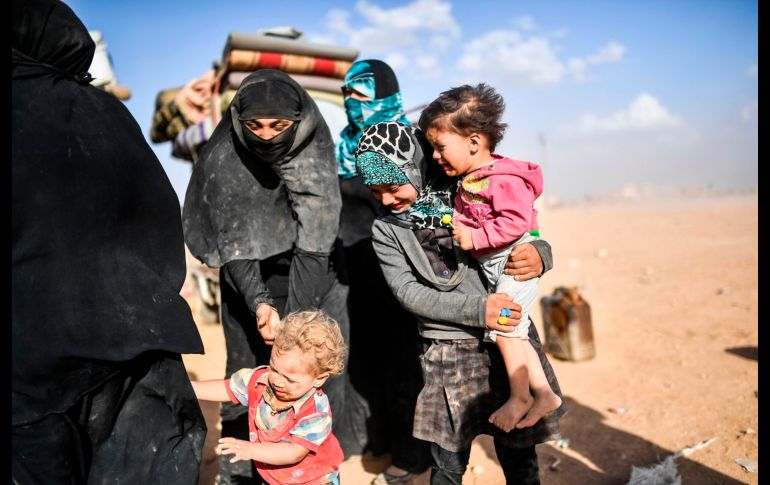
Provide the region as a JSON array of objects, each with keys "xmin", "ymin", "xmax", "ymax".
[{"xmin": 420, "ymin": 83, "xmax": 562, "ymax": 433}]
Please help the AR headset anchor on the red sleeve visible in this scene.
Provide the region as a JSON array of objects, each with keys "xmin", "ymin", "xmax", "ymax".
[{"xmin": 224, "ymin": 379, "xmax": 240, "ymax": 405}]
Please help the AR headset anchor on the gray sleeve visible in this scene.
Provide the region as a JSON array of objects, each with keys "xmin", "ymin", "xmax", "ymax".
[
  {"xmin": 371, "ymin": 221, "xmax": 487, "ymax": 329},
  {"xmin": 531, "ymin": 239, "xmax": 553, "ymax": 275}
]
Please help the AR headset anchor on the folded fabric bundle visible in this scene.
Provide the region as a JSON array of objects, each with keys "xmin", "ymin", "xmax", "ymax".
[
  {"xmin": 150, "ymin": 87, "xmax": 187, "ymax": 143},
  {"xmin": 224, "ymin": 32, "xmax": 359, "ymax": 62},
  {"xmin": 225, "ymin": 49, "xmax": 352, "ymax": 79},
  {"xmin": 225, "ymin": 71, "xmax": 342, "ymax": 94}
]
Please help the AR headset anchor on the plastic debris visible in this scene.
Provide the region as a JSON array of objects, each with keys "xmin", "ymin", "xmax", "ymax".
[
  {"xmin": 742, "ymin": 428, "xmax": 756, "ymax": 435},
  {"xmin": 567, "ymin": 258, "xmax": 581, "ymax": 268},
  {"xmin": 628, "ymin": 455, "xmax": 681, "ymax": 485},
  {"xmin": 555, "ymin": 438, "xmax": 570, "ymax": 449},
  {"xmin": 735, "ymin": 459, "xmax": 758, "ymax": 473},
  {"xmin": 716, "ymin": 286, "xmax": 730, "ymax": 295},
  {"xmin": 549, "ymin": 458, "xmax": 561, "ymax": 471},
  {"xmin": 470, "ymin": 465, "xmax": 485, "ymax": 475},
  {"xmin": 626, "ymin": 437, "xmax": 718, "ymax": 485},
  {"xmin": 596, "ymin": 248, "xmax": 609, "ymax": 258},
  {"xmin": 608, "ymin": 405, "xmax": 630, "ymax": 414}
]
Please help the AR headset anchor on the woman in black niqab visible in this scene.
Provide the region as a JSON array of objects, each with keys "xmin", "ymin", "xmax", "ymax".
[
  {"xmin": 182, "ymin": 69, "xmax": 367, "ymax": 482},
  {"xmin": 12, "ymin": 0, "xmax": 206, "ymax": 483}
]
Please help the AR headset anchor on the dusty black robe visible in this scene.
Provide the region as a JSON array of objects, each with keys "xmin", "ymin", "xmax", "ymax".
[{"xmin": 12, "ymin": 0, "xmax": 206, "ymax": 482}]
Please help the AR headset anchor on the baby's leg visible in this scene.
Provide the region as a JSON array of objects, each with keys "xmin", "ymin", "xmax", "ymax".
[
  {"xmin": 515, "ymin": 343, "xmax": 562, "ymax": 428},
  {"xmin": 489, "ymin": 335, "xmax": 534, "ymax": 432},
  {"xmin": 488, "ymin": 274, "xmax": 540, "ymax": 432}
]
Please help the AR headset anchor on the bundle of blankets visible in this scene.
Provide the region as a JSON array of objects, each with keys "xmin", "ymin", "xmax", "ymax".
[{"xmin": 150, "ymin": 30, "xmax": 359, "ymax": 162}]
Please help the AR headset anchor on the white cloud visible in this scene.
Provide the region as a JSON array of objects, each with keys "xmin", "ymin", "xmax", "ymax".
[
  {"xmin": 512, "ymin": 15, "xmax": 538, "ymax": 31},
  {"xmin": 325, "ymin": 9, "xmax": 353, "ymax": 36},
  {"xmin": 742, "ymin": 99, "xmax": 758, "ymax": 123},
  {"xmin": 322, "ymin": 0, "xmax": 459, "ymax": 55},
  {"xmin": 356, "ymin": 0, "xmax": 459, "ymax": 36},
  {"xmin": 747, "ymin": 64, "xmax": 758, "ymax": 78},
  {"xmin": 315, "ymin": 0, "xmax": 460, "ymax": 79},
  {"xmin": 568, "ymin": 58, "xmax": 588, "ymax": 82},
  {"xmin": 587, "ymin": 41, "xmax": 626, "ymax": 64},
  {"xmin": 383, "ymin": 52, "xmax": 408, "ymax": 71},
  {"xmin": 574, "ymin": 93, "xmax": 682, "ymax": 133},
  {"xmin": 456, "ymin": 30, "xmax": 564, "ymax": 87},
  {"xmin": 416, "ymin": 54, "xmax": 442, "ymax": 79}
]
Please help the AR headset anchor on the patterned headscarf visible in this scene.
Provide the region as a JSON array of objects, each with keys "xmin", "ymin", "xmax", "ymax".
[
  {"xmin": 336, "ymin": 60, "xmax": 410, "ymax": 179},
  {"xmin": 355, "ymin": 122, "xmax": 453, "ymax": 230}
]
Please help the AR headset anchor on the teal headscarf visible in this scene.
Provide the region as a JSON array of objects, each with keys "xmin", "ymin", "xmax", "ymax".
[
  {"xmin": 355, "ymin": 122, "xmax": 453, "ymax": 230},
  {"xmin": 336, "ymin": 60, "xmax": 410, "ymax": 179}
]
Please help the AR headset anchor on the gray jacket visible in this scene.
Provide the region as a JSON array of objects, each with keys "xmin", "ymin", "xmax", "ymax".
[{"xmin": 371, "ymin": 219, "xmax": 552, "ymax": 339}]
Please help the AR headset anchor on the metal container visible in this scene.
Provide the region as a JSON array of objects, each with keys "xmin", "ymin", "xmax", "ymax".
[{"xmin": 540, "ymin": 286, "xmax": 595, "ymax": 362}]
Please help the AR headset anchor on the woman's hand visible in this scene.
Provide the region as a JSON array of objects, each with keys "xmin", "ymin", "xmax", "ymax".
[
  {"xmin": 256, "ymin": 304, "xmax": 280, "ymax": 345},
  {"xmin": 485, "ymin": 293, "xmax": 522, "ymax": 332},
  {"xmin": 216, "ymin": 437, "xmax": 256, "ymax": 463},
  {"xmin": 503, "ymin": 243, "xmax": 543, "ymax": 281}
]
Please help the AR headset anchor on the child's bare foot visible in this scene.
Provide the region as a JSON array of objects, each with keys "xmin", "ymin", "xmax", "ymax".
[
  {"xmin": 489, "ymin": 395, "xmax": 533, "ymax": 432},
  {"xmin": 515, "ymin": 391, "xmax": 562, "ymax": 428}
]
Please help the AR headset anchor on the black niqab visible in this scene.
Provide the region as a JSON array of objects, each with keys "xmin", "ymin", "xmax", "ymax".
[
  {"xmin": 13, "ymin": 0, "xmax": 205, "ymax": 481},
  {"xmin": 12, "ymin": 0, "xmax": 94, "ymax": 81},
  {"xmin": 236, "ymin": 80, "xmax": 302, "ymax": 121},
  {"xmin": 183, "ymin": 69, "xmax": 341, "ymax": 266}
]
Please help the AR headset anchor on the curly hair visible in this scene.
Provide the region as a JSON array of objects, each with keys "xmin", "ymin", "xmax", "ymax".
[
  {"xmin": 418, "ymin": 83, "xmax": 507, "ymax": 151},
  {"xmin": 273, "ymin": 310, "xmax": 347, "ymax": 377}
]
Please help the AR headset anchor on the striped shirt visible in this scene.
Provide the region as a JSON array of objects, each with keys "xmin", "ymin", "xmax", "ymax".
[{"xmin": 227, "ymin": 367, "xmax": 334, "ymax": 452}]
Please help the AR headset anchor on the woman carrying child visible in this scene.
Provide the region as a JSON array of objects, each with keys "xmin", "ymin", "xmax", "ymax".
[{"xmin": 355, "ymin": 120, "xmax": 566, "ymax": 484}]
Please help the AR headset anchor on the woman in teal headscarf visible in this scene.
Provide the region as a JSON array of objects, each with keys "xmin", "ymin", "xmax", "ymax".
[
  {"xmin": 336, "ymin": 60, "xmax": 431, "ymax": 484},
  {"xmin": 337, "ymin": 60, "xmax": 410, "ymax": 179}
]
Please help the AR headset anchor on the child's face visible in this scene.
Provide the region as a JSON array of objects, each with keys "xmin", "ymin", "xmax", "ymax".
[
  {"xmin": 368, "ymin": 183, "xmax": 419, "ymax": 212},
  {"xmin": 425, "ymin": 126, "xmax": 476, "ymax": 177},
  {"xmin": 267, "ymin": 348, "xmax": 328, "ymax": 403}
]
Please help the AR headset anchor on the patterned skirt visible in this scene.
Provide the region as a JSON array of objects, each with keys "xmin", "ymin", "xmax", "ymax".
[{"xmin": 412, "ymin": 324, "xmax": 566, "ymax": 452}]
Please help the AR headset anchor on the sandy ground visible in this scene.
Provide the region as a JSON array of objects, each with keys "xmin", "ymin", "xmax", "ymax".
[{"xmin": 182, "ymin": 192, "xmax": 758, "ymax": 485}]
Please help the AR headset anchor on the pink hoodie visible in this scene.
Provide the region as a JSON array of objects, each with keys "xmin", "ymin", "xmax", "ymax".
[{"xmin": 453, "ymin": 155, "xmax": 543, "ymax": 258}]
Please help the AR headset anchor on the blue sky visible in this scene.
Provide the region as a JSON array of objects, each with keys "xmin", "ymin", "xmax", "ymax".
[{"xmin": 65, "ymin": 0, "xmax": 757, "ymax": 203}]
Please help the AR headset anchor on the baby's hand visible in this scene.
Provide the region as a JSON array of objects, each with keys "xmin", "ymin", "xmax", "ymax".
[
  {"xmin": 452, "ymin": 225, "xmax": 474, "ymax": 250},
  {"xmin": 216, "ymin": 437, "xmax": 255, "ymax": 463}
]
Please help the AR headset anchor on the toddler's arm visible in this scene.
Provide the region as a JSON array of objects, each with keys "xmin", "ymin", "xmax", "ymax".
[
  {"xmin": 471, "ymin": 175, "xmax": 536, "ymax": 251},
  {"xmin": 191, "ymin": 379, "xmax": 230, "ymax": 402},
  {"xmin": 217, "ymin": 437, "xmax": 310, "ymax": 465}
]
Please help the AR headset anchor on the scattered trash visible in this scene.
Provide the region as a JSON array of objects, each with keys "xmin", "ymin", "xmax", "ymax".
[
  {"xmin": 470, "ymin": 465, "xmax": 485, "ymax": 475},
  {"xmin": 626, "ymin": 437, "xmax": 718, "ymax": 485},
  {"xmin": 596, "ymin": 248, "xmax": 609, "ymax": 258},
  {"xmin": 555, "ymin": 438, "xmax": 570, "ymax": 449},
  {"xmin": 716, "ymin": 286, "xmax": 730, "ymax": 295},
  {"xmin": 742, "ymin": 428, "xmax": 756, "ymax": 435},
  {"xmin": 549, "ymin": 458, "xmax": 561, "ymax": 471},
  {"xmin": 608, "ymin": 405, "xmax": 630, "ymax": 414},
  {"xmin": 735, "ymin": 458, "xmax": 758, "ymax": 473},
  {"xmin": 579, "ymin": 284, "xmax": 594, "ymax": 293},
  {"xmin": 627, "ymin": 455, "xmax": 680, "ymax": 485},
  {"xmin": 567, "ymin": 258, "xmax": 582, "ymax": 268}
]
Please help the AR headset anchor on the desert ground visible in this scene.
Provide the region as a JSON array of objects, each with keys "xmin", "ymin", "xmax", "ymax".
[{"xmin": 181, "ymin": 191, "xmax": 758, "ymax": 485}]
